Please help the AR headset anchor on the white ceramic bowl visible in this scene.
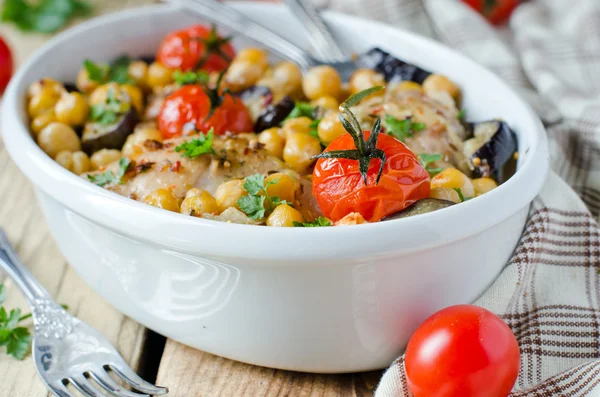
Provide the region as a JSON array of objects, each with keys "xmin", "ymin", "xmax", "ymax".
[{"xmin": 1, "ymin": 3, "xmax": 548, "ymax": 373}]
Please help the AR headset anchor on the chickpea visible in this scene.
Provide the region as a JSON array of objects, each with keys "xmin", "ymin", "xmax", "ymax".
[
  {"xmin": 318, "ymin": 112, "xmax": 346, "ymax": 145},
  {"xmin": 54, "ymin": 150, "xmax": 90, "ymax": 174},
  {"xmin": 89, "ymin": 83, "xmax": 143, "ymax": 114},
  {"xmin": 283, "ymin": 132, "xmax": 322, "ymax": 173},
  {"xmin": 258, "ymin": 128, "xmax": 285, "ymax": 158},
  {"xmin": 147, "ymin": 62, "xmax": 173, "ymax": 88},
  {"xmin": 472, "ymin": 178, "xmax": 498, "ymax": 196},
  {"xmin": 215, "ymin": 179, "xmax": 247, "ymax": 212},
  {"xmin": 55, "ymin": 92, "xmax": 89, "ymax": 126},
  {"xmin": 266, "ymin": 204, "xmax": 303, "ymax": 227},
  {"xmin": 236, "ymin": 48, "xmax": 269, "ymax": 70},
  {"xmin": 393, "ymin": 81, "xmax": 423, "ymax": 94},
  {"xmin": 302, "ymin": 65, "xmax": 342, "ymax": 100},
  {"xmin": 225, "ymin": 61, "xmax": 266, "ymax": 92},
  {"xmin": 180, "ymin": 188, "xmax": 219, "ymax": 216},
  {"xmin": 121, "ymin": 84, "xmax": 144, "ymax": 113},
  {"xmin": 89, "ymin": 83, "xmax": 119, "ymax": 107},
  {"xmin": 28, "ymin": 85, "xmax": 62, "ymax": 118},
  {"xmin": 30, "ymin": 109, "xmax": 57, "ymax": 137},
  {"xmin": 258, "ymin": 61, "xmax": 303, "ymax": 99},
  {"xmin": 28, "ymin": 78, "xmax": 64, "ymax": 99},
  {"xmin": 128, "ymin": 60, "xmax": 149, "ymax": 88},
  {"xmin": 122, "ymin": 125, "xmax": 163, "ymax": 157},
  {"xmin": 90, "ymin": 149, "xmax": 122, "ymax": 170},
  {"xmin": 76, "ymin": 68, "xmax": 100, "ymax": 94},
  {"xmin": 430, "ymin": 168, "xmax": 475, "ymax": 199},
  {"xmin": 265, "ymin": 173, "xmax": 297, "ymax": 203},
  {"xmin": 349, "ymin": 68, "xmax": 385, "ymax": 95},
  {"xmin": 55, "ymin": 151, "xmax": 74, "ymax": 171},
  {"xmin": 311, "ymin": 96, "xmax": 339, "ymax": 112},
  {"xmin": 37, "ymin": 122, "xmax": 81, "ymax": 158},
  {"xmin": 429, "ymin": 187, "xmax": 461, "ymax": 204},
  {"xmin": 281, "ymin": 116, "xmax": 312, "ymax": 138},
  {"xmin": 143, "ymin": 189, "xmax": 180, "ymax": 212},
  {"xmin": 423, "ymin": 74, "xmax": 460, "ymax": 101}
]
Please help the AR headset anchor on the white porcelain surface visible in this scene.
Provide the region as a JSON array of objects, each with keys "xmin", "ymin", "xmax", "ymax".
[{"xmin": 1, "ymin": 3, "xmax": 548, "ymax": 372}]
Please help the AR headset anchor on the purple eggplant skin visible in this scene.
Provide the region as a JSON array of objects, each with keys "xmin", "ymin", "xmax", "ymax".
[
  {"xmin": 81, "ymin": 108, "xmax": 138, "ymax": 155},
  {"xmin": 383, "ymin": 198, "xmax": 456, "ymax": 221},
  {"xmin": 471, "ymin": 120, "xmax": 518, "ymax": 182},
  {"xmin": 254, "ymin": 96, "xmax": 295, "ymax": 132},
  {"xmin": 359, "ymin": 47, "xmax": 431, "ymax": 84}
]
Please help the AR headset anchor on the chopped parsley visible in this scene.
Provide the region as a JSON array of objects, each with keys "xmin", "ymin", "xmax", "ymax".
[
  {"xmin": 87, "ymin": 158, "xmax": 131, "ymax": 187},
  {"xmin": 453, "ymin": 187, "xmax": 472, "ymax": 202},
  {"xmin": 90, "ymin": 88, "xmax": 130, "ymax": 125},
  {"xmin": 309, "ymin": 118, "xmax": 321, "ymax": 138},
  {"xmin": 237, "ymin": 174, "xmax": 291, "ymax": 220},
  {"xmin": 457, "ymin": 109, "xmax": 466, "ymax": 120},
  {"xmin": 384, "ymin": 115, "xmax": 426, "ymax": 142},
  {"xmin": 173, "ymin": 70, "xmax": 210, "ymax": 86},
  {"xmin": 1, "ymin": 0, "xmax": 92, "ymax": 33},
  {"xmin": 83, "ymin": 56, "xmax": 134, "ymax": 85},
  {"xmin": 285, "ymin": 102, "xmax": 316, "ymax": 121},
  {"xmin": 418, "ymin": 153, "xmax": 443, "ymax": 177},
  {"xmin": 0, "ymin": 284, "xmax": 30, "ymax": 360},
  {"xmin": 293, "ymin": 217, "xmax": 333, "ymax": 227},
  {"xmin": 174, "ymin": 129, "xmax": 215, "ymax": 159}
]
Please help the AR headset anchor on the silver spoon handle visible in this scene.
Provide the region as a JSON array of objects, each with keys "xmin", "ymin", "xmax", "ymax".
[
  {"xmin": 0, "ymin": 229, "xmax": 51, "ymax": 304},
  {"xmin": 283, "ymin": 0, "xmax": 345, "ymax": 62},
  {"xmin": 163, "ymin": 0, "xmax": 317, "ymax": 70}
]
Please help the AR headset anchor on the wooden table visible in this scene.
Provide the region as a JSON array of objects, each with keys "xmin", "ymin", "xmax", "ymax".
[{"xmin": 0, "ymin": 1, "xmax": 381, "ymax": 395}]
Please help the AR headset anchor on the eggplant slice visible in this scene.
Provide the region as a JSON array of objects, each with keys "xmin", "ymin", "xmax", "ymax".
[
  {"xmin": 254, "ymin": 96, "xmax": 295, "ymax": 132},
  {"xmin": 464, "ymin": 120, "xmax": 518, "ymax": 182},
  {"xmin": 359, "ymin": 47, "xmax": 431, "ymax": 84},
  {"xmin": 81, "ymin": 108, "xmax": 138, "ymax": 154},
  {"xmin": 383, "ymin": 198, "xmax": 456, "ymax": 220}
]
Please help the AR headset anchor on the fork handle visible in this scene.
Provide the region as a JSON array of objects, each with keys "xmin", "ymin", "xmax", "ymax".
[{"xmin": 0, "ymin": 229, "xmax": 51, "ymax": 304}]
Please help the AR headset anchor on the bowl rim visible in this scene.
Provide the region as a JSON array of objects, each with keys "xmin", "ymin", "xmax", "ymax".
[{"xmin": 0, "ymin": 3, "xmax": 549, "ymax": 262}]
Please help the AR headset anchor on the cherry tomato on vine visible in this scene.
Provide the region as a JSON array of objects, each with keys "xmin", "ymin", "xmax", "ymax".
[
  {"xmin": 156, "ymin": 24, "xmax": 236, "ymax": 72},
  {"xmin": 405, "ymin": 304, "xmax": 520, "ymax": 397},
  {"xmin": 461, "ymin": 0, "xmax": 520, "ymax": 25},
  {"xmin": 157, "ymin": 84, "xmax": 253, "ymax": 138},
  {"xmin": 0, "ymin": 37, "xmax": 13, "ymax": 94}
]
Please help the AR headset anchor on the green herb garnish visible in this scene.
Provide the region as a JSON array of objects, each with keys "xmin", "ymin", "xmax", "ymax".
[
  {"xmin": 418, "ymin": 153, "xmax": 443, "ymax": 177},
  {"xmin": 293, "ymin": 217, "xmax": 333, "ymax": 227},
  {"xmin": 384, "ymin": 115, "xmax": 426, "ymax": 142},
  {"xmin": 453, "ymin": 187, "xmax": 472, "ymax": 202},
  {"xmin": 87, "ymin": 158, "xmax": 131, "ymax": 187},
  {"xmin": 0, "ymin": 284, "xmax": 29, "ymax": 360},
  {"xmin": 84, "ymin": 56, "xmax": 133, "ymax": 85},
  {"xmin": 90, "ymin": 88, "xmax": 130, "ymax": 125},
  {"xmin": 237, "ymin": 174, "xmax": 291, "ymax": 220},
  {"xmin": 83, "ymin": 59, "xmax": 109, "ymax": 83},
  {"xmin": 309, "ymin": 118, "xmax": 321, "ymax": 139},
  {"xmin": 285, "ymin": 102, "xmax": 316, "ymax": 122},
  {"xmin": 173, "ymin": 70, "xmax": 210, "ymax": 86},
  {"xmin": 457, "ymin": 109, "xmax": 466, "ymax": 120},
  {"xmin": 194, "ymin": 24, "xmax": 233, "ymax": 70},
  {"xmin": 174, "ymin": 129, "xmax": 215, "ymax": 159},
  {"xmin": 1, "ymin": 0, "xmax": 92, "ymax": 33}
]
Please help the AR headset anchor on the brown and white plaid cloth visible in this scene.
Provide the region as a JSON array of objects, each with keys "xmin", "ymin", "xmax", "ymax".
[{"xmin": 314, "ymin": 0, "xmax": 600, "ymax": 395}]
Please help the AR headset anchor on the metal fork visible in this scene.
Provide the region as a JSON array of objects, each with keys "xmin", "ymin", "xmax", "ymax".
[{"xmin": 0, "ymin": 229, "xmax": 168, "ymax": 397}]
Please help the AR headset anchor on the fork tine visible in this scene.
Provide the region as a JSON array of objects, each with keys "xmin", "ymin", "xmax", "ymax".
[
  {"xmin": 108, "ymin": 364, "xmax": 168, "ymax": 395},
  {"xmin": 49, "ymin": 381, "xmax": 76, "ymax": 397},
  {"xmin": 88, "ymin": 368, "xmax": 150, "ymax": 397},
  {"xmin": 68, "ymin": 376, "xmax": 104, "ymax": 397}
]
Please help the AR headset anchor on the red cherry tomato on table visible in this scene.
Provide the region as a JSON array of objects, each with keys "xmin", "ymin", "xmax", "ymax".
[
  {"xmin": 313, "ymin": 132, "xmax": 430, "ymax": 222},
  {"xmin": 0, "ymin": 37, "xmax": 14, "ymax": 94},
  {"xmin": 157, "ymin": 84, "xmax": 253, "ymax": 138},
  {"xmin": 156, "ymin": 24, "xmax": 236, "ymax": 72},
  {"xmin": 405, "ymin": 304, "xmax": 520, "ymax": 397},
  {"xmin": 461, "ymin": 0, "xmax": 520, "ymax": 25}
]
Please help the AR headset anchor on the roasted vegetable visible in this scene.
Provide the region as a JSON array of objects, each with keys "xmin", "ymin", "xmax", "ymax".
[
  {"xmin": 463, "ymin": 120, "xmax": 517, "ymax": 182},
  {"xmin": 81, "ymin": 108, "xmax": 138, "ymax": 154},
  {"xmin": 254, "ymin": 96, "xmax": 295, "ymax": 132},
  {"xmin": 383, "ymin": 198, "xmax": 455, "ymax": 220},
  {"xmin": 359, "ymin": 47, "xmax": 431, "ymax": 84}
]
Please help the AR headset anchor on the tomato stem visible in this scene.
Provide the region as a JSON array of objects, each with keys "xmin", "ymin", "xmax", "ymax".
[{"xmin": 195, "ymin": 24, "xmax": 233, "ymax": 70}]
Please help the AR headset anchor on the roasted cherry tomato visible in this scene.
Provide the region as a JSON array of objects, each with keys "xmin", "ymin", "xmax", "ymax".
[
  {"xmin": 462, "ymin": 0, "xmax": 520, "ymax": 25},
  {"xmin": 0, "ymin": 36, "xmax": 13, "ymax": 94},
  {"xmin": 156, "ymin": 24, "xmax": 236, "ymax": 72},
  {"xmin": 157, "ymin": 84, "xmax": 253, "ymax": 138},
  {"xmin": 405, "ymin": 304, "xmax": 520, "ymax": 397},
  {"xmin": 312, "ymin": 87, "xmax": 430, "ymax": 222}
]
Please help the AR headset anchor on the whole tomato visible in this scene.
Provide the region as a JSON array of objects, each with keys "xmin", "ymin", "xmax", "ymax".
[
  {"xmin": 157, "ymin": 24, "xmax": 236, "ymax": 72},
  {"xmin": 405, "ymin": 304, "xmax": 520, "ymax": 397},
  {"xmin": 0, "ymin": 37, "xmax": 13, "ymax": 94},
  {"xmin": 157, "ymin": 84, "xmax": 253, "ymax": 138},
  {"xmin": 461, "ymin": 0, "xmax": 520, "ymax": 25}
]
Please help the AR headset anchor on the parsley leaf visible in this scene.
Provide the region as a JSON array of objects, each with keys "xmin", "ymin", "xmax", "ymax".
[
  {"xmin": 175, "ymin": 129, "xmax": 215, "ymax": 159},
  {"xmin": 90, "ymin": 88, "xmax": 131, "ymax": 125},
  {"xmin": 285, "ymin": 102, "xmax": 316, "ymax": 121},
  {"xmin": 457, "ymin": 109, "xmax": 466, "ymax": 120},
  {"xmin": 384, "ymin": 115, "xmax": 426, "ymax": 142},
  {"xmin": 293, "ymin": 217, "xmax": 333, "ymax": 227},
  {"xmin": 237, "ymin": 174, "xmax": 291, "ymax": 220},
  {"xmin": 1, "ymin": 0, "xmax": 92, "ymax": 34},
  {"xmin": 83, "ymin": 59, "xmax": 109, "ymax": 83},
  {"xmin": 173, "ymin": 70, "xmax": 210, "ymax": 86},
  {"xmin": 243, "ymin": 174, "xmax": 267, "ymax": 196},
  {"xmin": 87, "ymin": 157, "xmax": 131, "ymax": 187},
  {"xmin": 418, "ymin": 153, "xmax": 443, "ymax": 177},
  {"xmin": 309, "ymin": 118, "xmax": 321, "ymax": 139},
  {"xmin": 84, "ymin": 56, "xmax": 133, "ymax": 85},
  {"xmin": 453, "ymin": 188, "xmax": 472, "ymax": 203},
  {"xmin": 237, "ymin": 195, "xmax": 266, "ymax": 220},
  {"xmin": 5, "ymin": 327, "xmax": 30, "ymax": 360}
]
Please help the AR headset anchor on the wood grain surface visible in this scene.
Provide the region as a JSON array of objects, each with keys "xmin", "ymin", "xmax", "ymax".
[{"xmin": 0, "ymin": 1, "xmax": 382, "ymax": 395}]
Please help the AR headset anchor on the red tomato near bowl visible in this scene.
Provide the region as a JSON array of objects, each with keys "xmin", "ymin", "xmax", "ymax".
[
  {"xmin": 461, "ymin": 0, "xmax": 520, "ymax": 25},
  {"xmin": 157, "ymin": 84, "xmax": 253, "ymax": 138},
  {"xmin": 156, "ymin": 24, "xmax": 236, "ymax": 72},
  {"xmin": 405, "ymin": 304, "xmax": 520, "ymax": 397},
  {"xmin": 0, "ymin": 37, "xmax": 13, "ymax": 94}
]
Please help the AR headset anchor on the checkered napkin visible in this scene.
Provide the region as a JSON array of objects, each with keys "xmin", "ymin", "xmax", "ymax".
[{"xmin": 319, "ymin": 0, "xmax": 600, "ymax": 395}]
